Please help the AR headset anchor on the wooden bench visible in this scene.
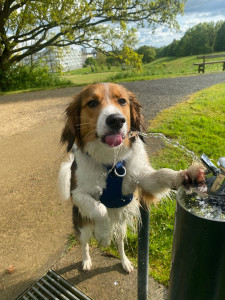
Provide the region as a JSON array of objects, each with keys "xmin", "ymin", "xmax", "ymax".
[{"xmin": 193, "ymin": 54, "xmax": 225, "ymax": 73}]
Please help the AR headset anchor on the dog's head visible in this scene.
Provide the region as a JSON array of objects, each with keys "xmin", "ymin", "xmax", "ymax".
[{"xmin": 61, "ymin": 83, "xmax": 145, "ymax": 152}]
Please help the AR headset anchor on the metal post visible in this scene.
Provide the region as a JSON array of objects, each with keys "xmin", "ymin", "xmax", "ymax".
[{"xmin": 138, "ymin": 205, "xmax": 150, "ymax": 300}]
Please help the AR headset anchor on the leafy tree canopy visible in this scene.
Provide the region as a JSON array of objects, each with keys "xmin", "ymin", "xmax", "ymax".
[
  {"xmin": 214, "ymin": 22, "xmax": 225, "ymax": 52},
  {"xmin": 0, "ymin": 0, "xmax": 186, "ymax": 73},
  {"xmin": 137, "ymin": 45, "xmax": 156, "ymax": 63},
  {"xmin": 96, "ymin": 52, "xmax": 106, "ymax": 65},
  {"xmin": 159, "ymin": 21, "xmax": 225, "ymax": 57}
]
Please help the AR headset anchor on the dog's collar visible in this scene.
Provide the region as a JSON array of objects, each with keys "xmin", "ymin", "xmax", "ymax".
[{"xmin": 99, "ymin": 160, "xmax": 133, "ymax": 208}]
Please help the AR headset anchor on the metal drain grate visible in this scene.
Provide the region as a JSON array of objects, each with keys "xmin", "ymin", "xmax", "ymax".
[{"xmin": 16, "ymin": 269, "xmax": 92, "ymax": 300}]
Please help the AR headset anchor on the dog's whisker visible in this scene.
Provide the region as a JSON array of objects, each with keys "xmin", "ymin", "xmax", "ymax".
[
  {"xmin": 83, "ymin": 129, "xmax": 97, "ymax": 141},
  {"xmin": 72, "ymin": 116, "xmax": 93, "ymax": 120},
  {"xmin": 75, "ymin": 122, "xmax": 95, "ymax": 127}
]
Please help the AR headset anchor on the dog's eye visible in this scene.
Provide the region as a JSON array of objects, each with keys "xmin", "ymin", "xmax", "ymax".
[
  {"xmin": 118, "ymin": 98, "xmax": 127, "ymax": 106},
  {"xmin": 87, "ymin": 100, "xmax": 99, "ymax": 108}
]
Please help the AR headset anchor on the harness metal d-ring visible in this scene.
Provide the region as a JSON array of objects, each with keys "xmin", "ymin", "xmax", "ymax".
[{"xmin": 114, "ymin": 165, "xmax": 126, "ymax": 177}]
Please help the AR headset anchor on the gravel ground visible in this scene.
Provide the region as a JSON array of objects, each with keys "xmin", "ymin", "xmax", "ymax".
[{"xmin": 1, "ymin": 73, "xmax": 225, "ymax": 300}]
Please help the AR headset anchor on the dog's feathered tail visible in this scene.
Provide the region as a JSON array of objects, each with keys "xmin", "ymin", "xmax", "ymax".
[{"xmin": 58, "ymin": 153, "xmax": 74, "ymax": 200}]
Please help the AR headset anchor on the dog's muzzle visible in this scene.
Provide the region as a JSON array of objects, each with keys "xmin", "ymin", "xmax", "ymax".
[{"xmin": 101, "ymin": 113, "xmax": 126, "ymax": 147}]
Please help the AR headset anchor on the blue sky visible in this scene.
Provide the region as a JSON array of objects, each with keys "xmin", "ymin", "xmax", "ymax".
[{"xmin": 137, "ymin": 0, "xmax": 225, "ymax": 48}]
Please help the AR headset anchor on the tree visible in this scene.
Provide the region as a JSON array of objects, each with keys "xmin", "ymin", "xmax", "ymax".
[
  {"xmin": 137, "ymin": 45, "xmax": 156, "ymax": 63},
  {"xmin": 85, "ymin": 57, "xmax": 97, "ymax": 67},
  {"xmin": 186, "ymin": 23, "xmax": 215, "ymax": 55},
  {"xmin": 163, "ymin": 39, "xmax": 179, "ymax": 56},
  {"xmin": 96, "ymin": 52, "xmax": 106, "ymax": 66},
  {"xmin": 162, "ymin": 22, "xmax": 219, "ymax": 57},
  {"xmin": 105, "ymin": 54, "xmax": 121, "ymax": 66},
  {"xmin": 215, "ymin": 21, "xmax": 225, "ymax": 52},
  {"xmin": 0, "ymin": 0, "xmax": 186, "ymax": 90},
  {"xmin": 119, "ymin": 46, "xmax": 143, "ymax": 70}
]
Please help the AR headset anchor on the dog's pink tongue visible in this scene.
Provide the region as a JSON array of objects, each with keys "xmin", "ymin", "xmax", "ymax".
[{"xmin": 105, "ymin": 134, "xmax": 123, "ymax": 147}]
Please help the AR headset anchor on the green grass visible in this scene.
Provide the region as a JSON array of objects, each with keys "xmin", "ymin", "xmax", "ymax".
[
  {"xmin": 150, "ymin": 83, "xmax": 225, "ymax": 161},
  {"xmin": 65, "ymin": 65, "xmax": 122, "ymax": 75},
  {"xmin": 61, "ymin": 71, "xmax": 119, "ymax": 85},
  {"xmin": 59, "ymin": 65, "xmax": 123, "ymax": 85},
  {"xmin": 149, "ymin": 197, "xmax": 176, "ymax": 284},
  {"xmin": 146, "ymin": 83, "xmax": 225, "ymax": 284}
]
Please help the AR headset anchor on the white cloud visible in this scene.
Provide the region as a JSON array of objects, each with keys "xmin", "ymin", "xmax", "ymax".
[
  {"xmin": 137, "ymin": 0, "xmax": 225, "ymax": 48},
  {"xmin": 137, "ymin": 27, "xmax": 179, "ymax": 48},
  {"xmin": 177, "ymin": 12, "xmax": 225, "ymax": 37}
]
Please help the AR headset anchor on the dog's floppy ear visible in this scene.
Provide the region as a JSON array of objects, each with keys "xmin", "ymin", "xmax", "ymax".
[
  {"xmin": 61, "ymin": 94, "xmax": 82, "ymax": 152},
  {"xmin": 128, "ymin": 91, "xmax": 146, "ymax": 134}
]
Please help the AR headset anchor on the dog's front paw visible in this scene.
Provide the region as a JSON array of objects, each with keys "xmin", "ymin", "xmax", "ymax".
[
  {"xmin": 121, "ymin": 256, "xmax": 134, "ymax": 273},
  {"xmin": 98, "ymin": 203, "xmax": 108, "ymax": 217},
  {"xmin": 82, "ymin": 257, "xmax": 92, "ymax": 271},
  {"xmin": 180, "ymin": 163, "xmax": 206, "ymax": 189},
  {"xmin": 92, "ymin": 202, "xmax": 108, "ymax": 219}
]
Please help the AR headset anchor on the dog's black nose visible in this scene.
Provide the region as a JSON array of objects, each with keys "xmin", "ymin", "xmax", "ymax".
[{"xmin": 106, "ymin": 114, "xmax": 126, "ymax": 130}]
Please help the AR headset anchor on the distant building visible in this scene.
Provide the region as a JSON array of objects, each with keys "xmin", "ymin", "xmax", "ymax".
[
  {"xmin": 82, "ymin": 48, "xmax": 97, "ymax": 59},
  {"xmin": 57, "ymin": 47, "xmax": 84, "ymax": 72},
  {"xmin": 21, "ymin": 47, "xmax": 94, "ymax": 72}
]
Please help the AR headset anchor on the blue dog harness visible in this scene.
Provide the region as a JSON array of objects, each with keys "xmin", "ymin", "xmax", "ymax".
[{"xmin": 99, "ymin": 161, "xmax": 133, "ymax": 208}]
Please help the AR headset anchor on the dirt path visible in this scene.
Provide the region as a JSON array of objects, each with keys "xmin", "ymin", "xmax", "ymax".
[
  {"xmin": 1, "ymin": 74, "xmax": 225, "ymax": 300},
  {"xmin": 0, "ymin": 88, "xmax": 82, "ymax": 299}
]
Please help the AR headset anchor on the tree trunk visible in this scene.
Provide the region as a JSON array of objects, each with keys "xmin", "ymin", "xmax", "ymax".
[
  {"xmin": 0, "ymin": 54, "xmax": 13, "ymax": 91},
  {"xmin": 0, "ymin": 69, "xmax": 8, "ymax": 91}
]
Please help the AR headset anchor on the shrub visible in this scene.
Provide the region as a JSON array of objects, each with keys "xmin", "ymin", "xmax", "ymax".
[
  {"xmin": 85, "ymin": 57, "xmax": 97, "ymax": 67},
  {"xmin": 0, "ymin": 65, "xmax": 70, "ymax": 92}
]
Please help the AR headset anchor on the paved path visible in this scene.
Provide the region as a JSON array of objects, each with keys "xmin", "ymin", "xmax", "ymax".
[
  {"xmin": 1, "ymin": 73, "xmax": 225, "ymax": 300},
  {"xmin": 123, "ymin": 73, "xmax": 225, "ymax": 120},
  {"xmin": 1, "ymin": 73, "xmax": 225, "ymax": 121}
]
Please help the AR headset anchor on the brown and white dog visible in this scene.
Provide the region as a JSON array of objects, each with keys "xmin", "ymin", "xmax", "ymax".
[{"xmin": 58, "ymin": 82, "xmax": 204, "ymax": 273}]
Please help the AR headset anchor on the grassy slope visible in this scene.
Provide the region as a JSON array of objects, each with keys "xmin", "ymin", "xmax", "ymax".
[
  {"xmin": 60, "ymin": 65, "xmax": 121, "ymax": 85},
  {"xmin": 142, "ymin": 53, "xmax": 225, "ymax": 75},
  {"xmin": 109, "ymin": 53, "xmax": 225, "ymax": 82},
  {"xmin": 62, "ymin": 71, "xmax": 119, "ymax": 84},
  {"xmin": 60, "ymin": 52, "xmax": 225, "ymax": 85}
]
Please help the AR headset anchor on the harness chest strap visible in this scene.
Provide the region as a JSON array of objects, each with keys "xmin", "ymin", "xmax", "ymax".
[{"xmin": 99, "ymin": 160, "xmax": 133, "ymax": 208}]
